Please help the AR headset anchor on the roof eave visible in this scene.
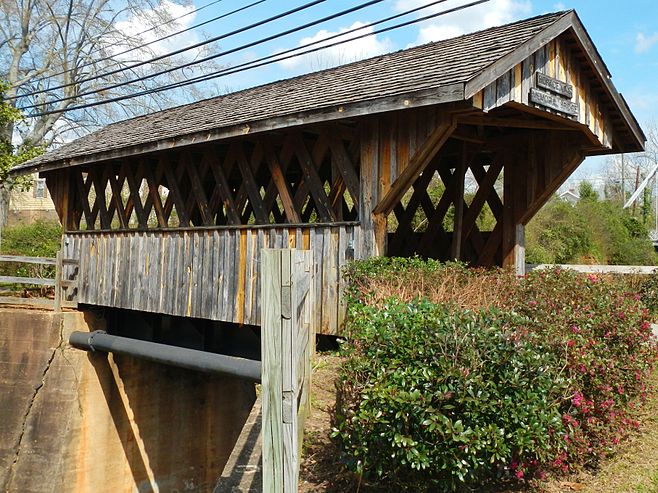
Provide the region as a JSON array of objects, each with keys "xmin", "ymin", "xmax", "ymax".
[
  {"xmin": 12, "ymin": 83, "xmax": 466, "ymax": 176},
  {"xmin": 464, "ymin": 11, "xmax": 645, "ymax": 153}
]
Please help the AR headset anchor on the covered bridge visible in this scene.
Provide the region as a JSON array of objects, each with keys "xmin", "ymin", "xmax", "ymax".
[{"xmin": 14, "ymin": 10, "xmax": 645, "ymax": 336}]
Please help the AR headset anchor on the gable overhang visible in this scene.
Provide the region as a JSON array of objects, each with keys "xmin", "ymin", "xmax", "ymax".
[{"xmin": 464, "ymin": 10, "xmax": 645, "ymax": 154}]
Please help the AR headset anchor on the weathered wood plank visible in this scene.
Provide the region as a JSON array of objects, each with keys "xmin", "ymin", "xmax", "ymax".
[
  {"xmin": 0, "ymin": 255, "xmax": 56, "ymax": 265},
  {"xmin": 261, "ymin": 248, "xmax": 313, "ymax": 493},
  {"xmin": 65, "ymin": 224, "xmax": 354, "ymax": 334},
  {"xmin": 0, "ymin": 276, "xmax": 55, "ymax": 287}
]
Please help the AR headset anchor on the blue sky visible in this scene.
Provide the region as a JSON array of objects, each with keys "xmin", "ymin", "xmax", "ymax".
[{"xmin": 153, "ymin": 0, "xmax": 658, "ymax": 180}]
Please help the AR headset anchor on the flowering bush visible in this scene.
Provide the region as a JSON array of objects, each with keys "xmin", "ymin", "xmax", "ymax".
[
  {"xmin": 511, "ymin": 268, "xmax": 658, "ymax": 468},
  {"xmin": 335, "ymin": 259, "xmax": 658, "ymax": 491}
]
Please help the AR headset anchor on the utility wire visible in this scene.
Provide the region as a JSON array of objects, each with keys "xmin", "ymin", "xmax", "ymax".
[
  {"xmin": 122, "ymin": 0, "xmax": 461, "ymax": 97},
  {"xmin": 25, "ymin": 0, "xmax": 266, "ymax": 89},
  {"xmin": 25, "ymin": 0, "xmax": 490, "ymax": 118},
  {"xmin": 11, "ymin": 0, "xmax": 336, "ymax": 102},
  {"xmin": 23, "ymin": 0, "xmax": 229, "ymax": 87},
  {"xmin": 17, "ymin": 0, "xmax": 388, "ymax": 110}
]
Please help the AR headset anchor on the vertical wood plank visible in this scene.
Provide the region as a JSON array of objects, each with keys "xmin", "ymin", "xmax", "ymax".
[
  {"xmin": 262, "ymin": 249, "xmax": 284, "ymax": 493},
  {"xmin": 261, "ymin": 248, "xmax": 312, "ymax": 493}
]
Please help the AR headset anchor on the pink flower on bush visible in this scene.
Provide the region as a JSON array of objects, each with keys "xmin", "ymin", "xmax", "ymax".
[{"xmin": 572, "ymin": 391, "xmax": 584, "ymax": 408}]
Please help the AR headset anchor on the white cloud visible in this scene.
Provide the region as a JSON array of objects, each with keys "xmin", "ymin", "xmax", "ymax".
[
  {"xmin": 635, "ymin": 32, "xmax": 658, "ymax": 54},
  {"xmin": 553, "ymin": 2, "xmax": 566, "ymax": 10},
  {"xmin": 112, "ymin": 1, "xmax": 202, "ymax": 62},
  {"xmin": 277, "ymin": 21, "xmax": 394, "ymax": 72},
  {"xmin": 395, "ymin": 0, "xmax": 532, "ymax": 45}
]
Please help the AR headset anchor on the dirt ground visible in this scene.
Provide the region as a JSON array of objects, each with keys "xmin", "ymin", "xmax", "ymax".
[{"xmin": 299, "ymin": 354, "xmax": 658, "ymax": 493}]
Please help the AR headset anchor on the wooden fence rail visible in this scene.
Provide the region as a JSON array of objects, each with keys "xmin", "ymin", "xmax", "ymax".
[
  {"xmin": 0, "ymin": 252, "xmax": 79, "ymax": 310},
  {"xmin": 261, "ymin": 248, "xmax": 313, "ymax": 493}
]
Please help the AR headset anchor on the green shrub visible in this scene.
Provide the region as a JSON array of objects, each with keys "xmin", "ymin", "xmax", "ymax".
[
  {"xmin": 335, "ymin": 260, "xmax": 658, "ymax": 491},
  {"xmin": 0, "ymin": 220, "xmax": 62, "ymax": 280},
  {"xmin": 639, "ymin": 273, "xmax": 658, "ymax": 317},
  {"xmin": 334, "ymin": 300, "xmax": 567, "ymax": 491}
]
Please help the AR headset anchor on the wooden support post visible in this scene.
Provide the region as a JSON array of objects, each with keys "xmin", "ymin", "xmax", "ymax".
[
  {"xmin": 54, "ymin": 250, "xmax": 62, "ymax": 312},
  {"xmin": 261, "ymin": 248, "xmax": 313, "ymax": 493},
  {"xmin": 502, "ymin": 151, "xmax": 526, "ymax": 275},
  {"xmin": 358, "ymin": 119, "xmax": 383, "ymax": 257},
  {"xmin": 451, "ymin": 146, "xmax": 467, "ymax": 260}
]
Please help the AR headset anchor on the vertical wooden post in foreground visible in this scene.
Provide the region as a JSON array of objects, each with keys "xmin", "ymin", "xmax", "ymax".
[
  {"xmin": 261, "ymin": 248, "xmax": 313, "ymax": 493},
  {"xmin": 54, "ymin": 250, "xmax": 63, "ymax": 312}
]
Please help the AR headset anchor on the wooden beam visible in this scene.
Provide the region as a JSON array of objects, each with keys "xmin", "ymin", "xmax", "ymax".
[
  {"xmin": 292, "ymin": 132, "xmax": 336, "ymax": 222},
  {"xmin": 520, "ymin": 149, "xmax": 584, "ymax": 224},
  {"xmin": 233, "ymin": 143, "xmax": 268, "ymax": 223},
  {"xmin": 451, "ymin": 145, "xmax": 468, "ymax": 260},
  {"xmin": 123, "ymin": 161, "xmax": 146, "ymax": 228},
  {"xmin": 358, "ymin": 119, "xmax": 382, "ymax": 257},
  {"xmin": 206, "ymin": 148, "xmax": 241, "ymax": 225},
  {"xmin": 163, "ymin": 158, "xmax": 191, "ymax": 227},
  {"xmin": 461, "ymin": 159, "xmax": 501, "ymax": 241},
  {"xmin": 107, "ymin": 167, "xmax": 129, "ymax": 229},
  {"xmin": 143, "ymin": 159, "xmax": 168, "ymax": 228},
  {"xmin": 183, "ymin": 153, "xmax": 212, "ymax": 225},
  {"xmin": 326, "ymin": 126, "xmax": 360, "ymax": 209},
  {"xmin": 387, "ymin": 157, "xmax": 440, "ymax": 255},
  {"xmin": 374, "ymin": 116, "xmax": 455, "ymax": 215},
  {"xmin": 263, "ymin": 139, "xmax": 301, "ymax": 223},
  {"xmin": 89, "ymin": 166, "xmax": 111, "ymax": 229},
  {"xmin": 457, "ymin": 114, "xmax": 579, "ymax": 131}
]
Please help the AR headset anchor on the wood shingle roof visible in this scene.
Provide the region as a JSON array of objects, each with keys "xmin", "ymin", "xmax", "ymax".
[{"xmin": 14, "ymin": 10, "xmax": 642, "ymax": 173}]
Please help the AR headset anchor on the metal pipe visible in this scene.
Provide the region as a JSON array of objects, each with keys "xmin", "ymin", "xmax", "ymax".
[{"xmin": 69, "ymin": 330, "xmax": 261, "ymax": 382}]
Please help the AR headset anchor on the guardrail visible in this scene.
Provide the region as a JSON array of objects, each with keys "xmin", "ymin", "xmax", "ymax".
[{"xmin": 0, "ymin": 252, "xmax": 79, "ymax": 310}]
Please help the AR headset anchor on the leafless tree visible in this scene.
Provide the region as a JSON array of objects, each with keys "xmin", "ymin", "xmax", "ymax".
[
  {"xmin": 0, "ymin": 0, "xmax": 223, "ymax": 230},
  {"xmin": 604, "ymin": 121, "xmax": 658, "ymax": 206}
]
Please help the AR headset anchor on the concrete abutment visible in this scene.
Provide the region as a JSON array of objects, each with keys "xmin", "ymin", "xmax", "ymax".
[{"xmin": 0, "ymin": 308, "xmax": 256, "ymax": 493}]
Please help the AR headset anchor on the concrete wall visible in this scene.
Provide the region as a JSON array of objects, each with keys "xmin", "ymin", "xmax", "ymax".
[{"xmin": 0, "ymin": 308, "xmax": 256, "ymax": 493}]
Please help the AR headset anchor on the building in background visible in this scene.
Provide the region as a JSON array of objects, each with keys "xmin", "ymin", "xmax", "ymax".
[{"xmin": 8, "ymin": 173, "xmax": 58, "ymax": 225}]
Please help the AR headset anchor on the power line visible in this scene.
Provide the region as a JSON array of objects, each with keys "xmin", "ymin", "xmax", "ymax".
[
  {"xmin": 22, "ymin": 0, "xmax": 229, "ymax": 87},
  {"xmin": 133, "ymin": 0, "xmax": 463, "ymax": 96},
  {"xmin": 24, "ymin": 0, "xmax": 266, "ymax": 89},
  {"xmin": 25, "ymin": 0, "xmax": 491, "ymax": 118},
  {"xmin": 11, "ymin": 0, "xmax": 336, "ymax": 103}
]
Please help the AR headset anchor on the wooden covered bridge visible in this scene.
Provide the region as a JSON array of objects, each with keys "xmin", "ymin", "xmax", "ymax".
[{"xmin": 14, "ymin": 10, "xmax": 645, "ymax": 337}]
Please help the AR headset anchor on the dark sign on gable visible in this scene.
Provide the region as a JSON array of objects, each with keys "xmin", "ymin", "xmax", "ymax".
[{"xmin": 530, "ymin": 72, "xmax": 578, "ymax": 118}]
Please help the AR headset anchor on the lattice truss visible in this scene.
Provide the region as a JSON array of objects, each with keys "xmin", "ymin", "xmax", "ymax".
[
  {"xmin": 67, "ymin": 128, "xmax": 360, "ymax": 231},
  {"xmin": 388, "ymin": 147, "xmax": 505, "ymax": 266}
]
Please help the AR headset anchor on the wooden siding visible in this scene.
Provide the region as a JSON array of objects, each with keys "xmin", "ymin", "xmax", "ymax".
[
  {"xmin": 474, "ymin": 35, "xmax": 614, "ymax": 149},
  {"xmin": 63, "ymin": 224, "xmax": 359, "ymax": 335}
]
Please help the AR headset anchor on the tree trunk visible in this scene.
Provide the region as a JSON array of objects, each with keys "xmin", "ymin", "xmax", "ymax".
[{"xmin": 0, "ymin": 183, "xmax": 9, "ymax": 250}]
